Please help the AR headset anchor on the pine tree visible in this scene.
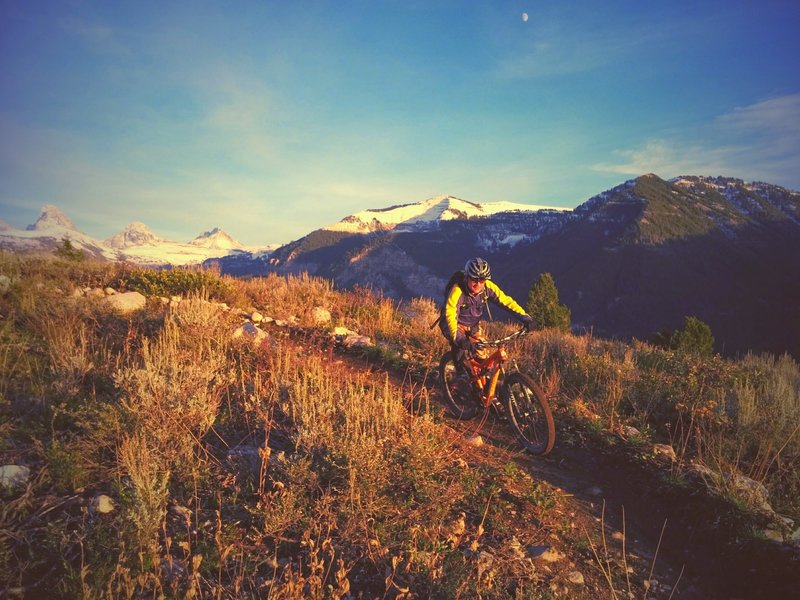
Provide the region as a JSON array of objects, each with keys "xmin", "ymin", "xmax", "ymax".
[
  {"xmin": 673, "ymin": 316, "xmax": 715, "ymax": 356},
  {"xmin": 525, "ymin": 273, "xmax": 571, "ymax": 331}
]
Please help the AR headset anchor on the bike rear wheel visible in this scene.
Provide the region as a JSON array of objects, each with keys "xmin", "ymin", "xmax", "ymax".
[
  {"xmin": 501, "ymin": 372, "xmax": 555, "ymax": 455},
  {"xmin": 438, "ymin": 352, "xmax": 479, "ymax": 420}
]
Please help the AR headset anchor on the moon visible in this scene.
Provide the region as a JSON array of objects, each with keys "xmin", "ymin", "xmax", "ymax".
[{"xmin": 522, "ymin": 12, "xmax": 529, "ymax": 22}]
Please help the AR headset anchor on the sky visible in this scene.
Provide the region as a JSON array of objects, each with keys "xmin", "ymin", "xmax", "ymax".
[{"xmin": 1, "ymin": 1, "xmax": 799, "ymax": 246}]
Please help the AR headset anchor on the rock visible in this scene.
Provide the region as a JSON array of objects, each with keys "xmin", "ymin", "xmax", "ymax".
[
  {"xmin": 725, "ymin": 471, "xmax": 773, "ymax": 513},
  {"xmin": 342, "ymin": 334, "xmax": 373, "ymax": 348},
  {"xmin": 652, "ymin": 443, "xmax": 676, "ymax": 462},
  {"xmin": 476, "ymin": 550, "xmax": 494, "ymax": 578},
  {"xmin": 0, "ymin": 274, "xmax": 11, "ymax": 295},
  {"xmin": 226, "ymin": 445, "xmax": 265, "ymax": 479},
  {"xmin": 104, "ymin": 291, "xmax": 147, "ymax": 313},
  {"xmin": 790, "ymin": 526, "xmax": 800, "ymax": 546},
  {"xmin": 464, "ymin": 434, "xmax": 484, "ymax": 447},
  {"xmin": 536, "ymin": 547, "xmax": 565, "ymax": 563},
  {"xmin": 761, "ymin": 528, "xmax": 784, "ymax": 543},
  {"xmin": 251, "ymin": 311, "xmax": 264, "ymax": 323},
  {"xmin": 311, "ymin": 306, "xmax": 332, "ymax": 326},
  {"xmin": 508, "ymin": 536, "xmax": 526, "ymax": 560},
  {"xmin": 0, "ymin": 465, "xmax": 30, "ymax": 490},
  {"xmin": 87, "ymin": 287, "xmax": 105, "ymax": 298},
  {"xmin": 621, "ymin": 425, "xmax": 641, "ymax": 438},
  {"xmin": 232, "ymin": 322, "xmax": 268, "ymax": 346},
  {"xmin": 567, "ymin": 571, "xmax": 585, "ymax": 585},
  {"xmin": 93, "ymin": 494, "xmax": 115, "ymax": 513},
  {"xmin": 71, "ymin": 288, "xmax": 85, "ymax": 298},
  {"xmin": 274, "ymin": 319, "xmax": 288, "ymax": 327},
  {"xmin": 333, "ymin": 326, "xmax": 358, "ymax": 337},
  {"xmin": 103, "ymin": 287, "xmax": 117, "ymax": 296}
]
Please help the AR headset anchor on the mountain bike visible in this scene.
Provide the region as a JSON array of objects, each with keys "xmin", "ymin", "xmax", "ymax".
[{"xmin": 438, "ymin": 328, "xmax": 555, "ymax": 455}]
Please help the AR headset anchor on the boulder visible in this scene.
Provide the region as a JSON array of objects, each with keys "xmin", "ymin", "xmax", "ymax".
[
  {"xmin": 251, "ymin": 311, "xmax": 264, "ymax": 323},
  {"xmin": 232, "ymin": 322, "xmax": 268, "ymax": 346},
  {"xmin": 103, "ymin": 287, "xmax": 117, "ymax": 296},
  {"xmin": 105, "ymin": 291, "xmax": 147, "ymax": 313}
]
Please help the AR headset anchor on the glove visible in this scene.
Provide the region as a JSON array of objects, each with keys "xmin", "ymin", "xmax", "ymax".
[
  {"xmin": 453, "ymin": 335, "xmax": 474, "ymax": 364},
  {"xmin": 521, "ymin": 315, "xmax": 536, "ymax": 332},
  {"xmin": 457, "ymin": 336, "xmax": 475, "ymax": 353}
]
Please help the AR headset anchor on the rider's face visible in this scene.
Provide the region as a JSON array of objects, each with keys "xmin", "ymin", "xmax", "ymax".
[{"xmin": 467, "ymin": 277, "xmax": 486, "ymax": 294}]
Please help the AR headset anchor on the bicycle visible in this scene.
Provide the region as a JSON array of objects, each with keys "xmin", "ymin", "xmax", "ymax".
[{"xmin": 438, "ymin": 328, "xmax": 555, "ymax": 455}]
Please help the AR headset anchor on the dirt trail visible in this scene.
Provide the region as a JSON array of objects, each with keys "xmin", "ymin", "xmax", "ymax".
[{"xmin": 293, "ymin": 330, "xmax": 799, "ymax": 598}]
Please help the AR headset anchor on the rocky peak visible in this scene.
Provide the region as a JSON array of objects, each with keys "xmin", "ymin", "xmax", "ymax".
[
  {"xmin": 190, "ymin": 228, "xmax": 243, "ymax": 250},
  {"xmin": 106, "ymin": 222, "xmax": 159, "ymax": 248},
  {"xmin": 26, "ymin": 205, "xmax": 77, "ymax": 231}
]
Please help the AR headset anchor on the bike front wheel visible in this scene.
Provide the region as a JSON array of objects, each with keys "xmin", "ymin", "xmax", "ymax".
[
  {"xmin": 501, "ymin": 372, "xmax": 555, "ymax": 455},
  {"xmin": 438, "ymin": 352, "xmax": 479, "ymax": 420}
]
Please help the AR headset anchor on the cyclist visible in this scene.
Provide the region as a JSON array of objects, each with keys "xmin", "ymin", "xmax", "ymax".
[{"xmin": 440, "ymin": 257, "xmax": 536, "ymax": 367}]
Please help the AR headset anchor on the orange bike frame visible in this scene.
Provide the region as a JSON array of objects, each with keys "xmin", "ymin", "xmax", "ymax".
[{"xmin": 467, "ymin": 346, "xmax": 509, "ymax": 407}]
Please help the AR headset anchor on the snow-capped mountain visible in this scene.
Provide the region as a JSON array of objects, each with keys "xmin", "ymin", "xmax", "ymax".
[
  {"xmin": 26, "ymin": 204, "xmax": 78, "ymax": 231},
  {"xmin": 190, "ymin": 227, "xmax": 245, "ymax": 250},
  {"xmin": 0, "ymin": 206, "xmax": 269, "ymax": 266},
  {"xmin": 324, "ymin": 194, "xmax": 568, "ymax": 234},
  {"xmin": 106, "ymin": 222, "xmax": 160, "ymax": 249}
]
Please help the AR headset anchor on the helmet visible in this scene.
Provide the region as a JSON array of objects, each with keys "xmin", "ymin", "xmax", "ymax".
[{"xmin": 464, "ymin": 257, "xmax": 491, "ymax": 280}]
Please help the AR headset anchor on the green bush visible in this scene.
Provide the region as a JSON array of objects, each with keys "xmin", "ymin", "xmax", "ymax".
[
  {"xmin": 525, "ymin": 272, "xmax": 571, "ymax": 332},
  {"xmin": 653, "ymin": 315, "xmax": 715, "ymax": 357},
  {"xmin": 115, "ymin": 267, "xmax": 235, "ymax": 301}
]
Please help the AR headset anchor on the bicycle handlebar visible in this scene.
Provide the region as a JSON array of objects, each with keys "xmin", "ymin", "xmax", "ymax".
[{"xmin": 473, "ymin": 327, "xmax": 528, "ymax": 349}]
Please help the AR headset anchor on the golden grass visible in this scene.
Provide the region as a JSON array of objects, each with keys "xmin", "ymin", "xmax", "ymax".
[{"xmin": 1, "ymin": 253, "xmax": 798, "ymax": 597}]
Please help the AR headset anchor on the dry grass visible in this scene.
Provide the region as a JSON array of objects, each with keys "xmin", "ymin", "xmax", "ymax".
[{"xmin": 1, "ymin": 253, "xmax": 798, "ymax": 597}]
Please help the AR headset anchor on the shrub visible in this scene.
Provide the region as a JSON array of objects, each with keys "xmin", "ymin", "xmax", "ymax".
[
  {"xmin": 525, "ymin": 272, "xmax": 571, "ymax": 332},
  {"xmin": 115, "ymin": 266, "xmax": 235, "ymax": 302}
]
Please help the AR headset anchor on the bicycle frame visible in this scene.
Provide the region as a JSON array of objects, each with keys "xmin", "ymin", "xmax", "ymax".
[{"xmin": 465, "ymin": 346, "xmax": 508, "ymax": 407}]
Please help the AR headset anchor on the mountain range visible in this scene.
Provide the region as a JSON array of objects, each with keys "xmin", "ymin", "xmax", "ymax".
[
  {"xmin": 212, "ymin": 174, "xmax": 800, "ymax": 358},
  {"xmin": 2, "ymin": 174, "xmax": 798, "ymax": 357},
  {"xmin": 0, "ymin": 205, "xmax": 272, "ymax": 266}
]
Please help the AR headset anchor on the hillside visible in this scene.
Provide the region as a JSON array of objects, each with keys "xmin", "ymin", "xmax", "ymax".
[
  {"xmin": 1, "ymin": 256, "xmax": 798, "ymax": 598},
  {"xmin": 254, "ymin": 174, "xmax": 800, "ymax": 358}
]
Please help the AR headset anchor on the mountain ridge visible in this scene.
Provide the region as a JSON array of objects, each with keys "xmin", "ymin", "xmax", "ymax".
[
  {"xmin": 0, "ymin": 208, "xmax": 263, "ymax": 266},
  {"xmin": 2, "ymin": 174, "xmax": 798, "ymax": 356},
  {"xmin": 248, "ymin": 174, "xmax": 800, "ymax": 358}
]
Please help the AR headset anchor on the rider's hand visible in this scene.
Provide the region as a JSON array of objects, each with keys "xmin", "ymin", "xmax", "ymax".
[
  {"xmin": 521, "ymin": 315, "xmax": 536, "ymax": 332},
  {"xmin": 457, "ymin": 336, "xmax": 475, "ymax": 353}
]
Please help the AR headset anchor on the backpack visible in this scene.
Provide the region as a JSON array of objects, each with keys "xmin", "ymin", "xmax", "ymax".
[{"xmin": 431, "ymin": 271, "xmax": 466, "ymax": 329}]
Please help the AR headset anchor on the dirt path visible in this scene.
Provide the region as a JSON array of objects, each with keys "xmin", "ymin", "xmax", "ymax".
[{"xmin": 291, "ymin": 330, "xmax": 799, "ymax": 598}]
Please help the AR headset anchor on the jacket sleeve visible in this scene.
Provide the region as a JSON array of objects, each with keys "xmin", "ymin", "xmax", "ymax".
[
  {"xmin": 444, "ymin": 285, "xmax": 463, "ymax": 343},
  {"xmin": 486, "ymin": 280, "xmax": 528, "ymax": 319}
]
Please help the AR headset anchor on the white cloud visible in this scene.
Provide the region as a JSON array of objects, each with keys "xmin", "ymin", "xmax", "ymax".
[{"xmin": 591, "ymin": 94, "xmax": 800, "ymax": 189}]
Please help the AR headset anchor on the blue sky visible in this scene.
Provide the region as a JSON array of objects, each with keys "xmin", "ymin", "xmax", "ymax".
[{"xmin": 1, "ymin": 1, "xmax": 799, "ymax": 245}]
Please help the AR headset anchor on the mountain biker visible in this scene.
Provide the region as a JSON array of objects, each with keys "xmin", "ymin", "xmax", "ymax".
[{"xmin": 440, "ymin": 257, "xmax": 535, "ymax": 367}]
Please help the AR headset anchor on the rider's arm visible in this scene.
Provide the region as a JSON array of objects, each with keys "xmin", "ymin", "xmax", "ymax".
[
  {"xmin": 485, "ymin": 280, "xmax": 528, "ymax": 319},
  {"xmin": 444, "ymin": 285, "xmax": 465, "ymax": 343}
]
